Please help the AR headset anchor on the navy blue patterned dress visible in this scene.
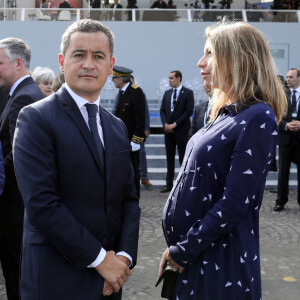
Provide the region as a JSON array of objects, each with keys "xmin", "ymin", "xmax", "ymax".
[{"xmin": 162, "ymin": 102, "xmax": 278, "ymax": 300}]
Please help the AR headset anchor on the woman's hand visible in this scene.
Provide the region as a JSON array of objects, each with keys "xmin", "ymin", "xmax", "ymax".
[{"xmin": 158, "ymin": 248, "xmax": 184, "ymax": 279}]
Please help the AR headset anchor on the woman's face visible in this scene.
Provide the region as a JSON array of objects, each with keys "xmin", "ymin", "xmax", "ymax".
[
  {"xmin": 38, "ymin": 80, "xmax": 53, "ymax": 97},
  {"xmin": 197, "ymin": 39, "xmax": 217, "ymax": 90}
]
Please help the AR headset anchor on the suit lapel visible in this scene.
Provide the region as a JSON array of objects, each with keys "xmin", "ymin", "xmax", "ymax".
[
  {"xmin": 0, "ymin": 77, "xmax": 33, "ymax": 125},
  {"xmin": 57, "ymin": 87, "xmax": 104, "ymax": 177},
  {"xmin": 99, "ymin": 107, "xmax": 112, "ymax": 185}
]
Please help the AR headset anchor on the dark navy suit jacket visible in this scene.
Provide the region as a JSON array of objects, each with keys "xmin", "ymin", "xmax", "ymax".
[
  {"xmin": 160, "ymin": 86, "xmax": 194, "ymax": 135},
  {"xmin": 13, "ymin": 86, "xmax": 140, "ymax": 299},
  {"xmin": 278, "ymin": 91, "xmax": 300, "ymax": 146},
  {"xmin": 0, "ymin": 76, "xmax": 43, "ymax": 223},
  {"xmin": 188, "ymin": 100, "xmax": 209, "ymax": 139}
]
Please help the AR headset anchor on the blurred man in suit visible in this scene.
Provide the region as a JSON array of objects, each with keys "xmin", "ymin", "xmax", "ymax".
[
  {"xmin": 13, "ymin": 19, "xmax": 140, "ymax": 300},
  {"xmin": 0, "ymin": 37, "xmax": 43, "ymax": 300},
  {"xmin": 59, "ymin": 0, "xmax": 72, "ymax": 9},
  {"xmin": 274, "ymin": 68, "xmax": 300, "ymax": 211},
  {"xmin": 160, "ymin": 70, "xmax": 194, "ymax": 193},
  {"xmin": 110, "ymin": 0, "xmax": 123, "ymax": 21},
  {"xmin": 188, "ymin": 83, "xmax": 211, "ymax": 138}
]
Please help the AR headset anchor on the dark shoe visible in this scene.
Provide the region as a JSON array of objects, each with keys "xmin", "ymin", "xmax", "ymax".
[
  {"xmin": 274, "ymin": 204, "xmax": 284, "ymax": 212},
  {"xmin": 160, "ymin": 186, "xmax": 172, "ymax": 193},
  {"xmin": 141, "ymin": 179, "xmax": 153, "ymax": 187}
]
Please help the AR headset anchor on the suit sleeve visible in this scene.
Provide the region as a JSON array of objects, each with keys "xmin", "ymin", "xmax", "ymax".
[
  {"xmin": 188, "ymin": 107, "xmax": 197, "ymax": 138},
  {"xmin": 13, "ymin": 106, "xmax": 102, "ymax": 269},
  {"xmin": 5, "ymin": 93, "xmax": 36, "ymax": 168},
  {"xmin": 145, "ymin": 97, "xmax": 150, "ymax": 131},
  {"xmin": 174, "ymin": 89, "xmax": 194, "ymax": 127},
  {"xmin": 160, "ymin": 94, "xmax": 168, "ymax": 125},
  {"xmin": 0, "ymin": 142, "xmax": 4, "ymax": 195},
  {"xmin": 131, "ymin": 88, "xmax": 146, "ymax": 144}
]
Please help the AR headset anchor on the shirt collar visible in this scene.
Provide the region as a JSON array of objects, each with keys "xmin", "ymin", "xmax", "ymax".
[
  {"xmin": 173, "ymin": 84, "xmax": 182, "ymax": 93},
  {"xmin": 290, "ymin": 86, "xmax": 300, "ymax": 95},
  {"xmin": 10, "ymin": 75, "xmax": 30, "ymax": 96},
  {"xmin": 121, "ymin": 82, "xmax": 130, "ymax": 93},
  {"xmin": 64, "ymin": 82, "xmax": 100, "ymax": 110}
]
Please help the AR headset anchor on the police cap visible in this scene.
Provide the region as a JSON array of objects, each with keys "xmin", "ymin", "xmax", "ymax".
[{"xmin": 113, "ymin": 65, "xmax": 133, "ymax": 77}]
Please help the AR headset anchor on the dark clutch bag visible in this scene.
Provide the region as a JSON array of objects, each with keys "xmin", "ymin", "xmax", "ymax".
[{"xmin": 155, "ymin": 266, "xmax": 179, "ymax": 300}]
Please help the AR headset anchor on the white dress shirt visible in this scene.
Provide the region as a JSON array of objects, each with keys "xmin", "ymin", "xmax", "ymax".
[{"xmin": 170, "ymin": 84, "xmax": 182, "ymax": 112}]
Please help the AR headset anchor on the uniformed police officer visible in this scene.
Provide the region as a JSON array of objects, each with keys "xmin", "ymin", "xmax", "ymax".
[{"xmin": 113, "ymin": 66, "xmax": 146, "ymax": 198}]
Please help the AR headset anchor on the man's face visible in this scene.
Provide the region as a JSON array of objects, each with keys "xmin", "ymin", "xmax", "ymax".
[
  {"xmin": 286, "ymin": 69, "xmax": 300, "ymax": 89},
  {"xmin": 0, "ymin": 48, "xmax": 18, "ymax": 88},
  {"xmin": 168, "ymin": 72, "xmax": 180, "ymax": 88},
  {"xmin": 112, "ymin": 76, "xmax": 123, "ymax": 89},
  {"xmin": 59, "ymin": 31, "xmax": 115, "ymax": 102}
]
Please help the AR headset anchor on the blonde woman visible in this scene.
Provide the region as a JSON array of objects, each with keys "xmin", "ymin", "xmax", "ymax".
[{"xmin": 158, "ymin": 20, "xmax": 286, "ymax": 299}]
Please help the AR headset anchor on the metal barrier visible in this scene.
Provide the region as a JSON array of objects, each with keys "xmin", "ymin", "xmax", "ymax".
[{"xmin": 0, "ymin": 8, "xmax": 299, "ymax": 23}]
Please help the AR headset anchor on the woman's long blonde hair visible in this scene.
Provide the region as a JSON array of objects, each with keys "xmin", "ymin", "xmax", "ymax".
[{"xmin": 206, "ymin": 19, "xmax": 286, "ymax": 123}]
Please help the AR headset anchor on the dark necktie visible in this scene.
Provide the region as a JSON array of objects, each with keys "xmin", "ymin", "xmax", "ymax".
[
  {"xmin": 173, "ymin": 89, "xmax": 177, "ymax": 109},
  {"xmin": 85, "ymin": 103, "xmax": 105, "ymax": 172},
  {"xmin": 292, "ymin": 90, "xmax": 297, "ymax": 112}
]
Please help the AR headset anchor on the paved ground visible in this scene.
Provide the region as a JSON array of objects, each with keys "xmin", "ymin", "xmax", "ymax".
[{"xmin": 1, "ymin": 188, "xmax": 299, "ymax": 300}]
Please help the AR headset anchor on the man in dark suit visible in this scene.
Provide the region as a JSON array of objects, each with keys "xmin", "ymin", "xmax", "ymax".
[
  {"xmin": 113, "ymin": 66, "xmax": 145, "ymax": 199},
  {"xmin": 0, "ymin": 38, "xmax": 44, "ymax": 300},
  {"xmin": 90, "ymin": 0, "xmax": 101, "ymax": 20},
  {"xmin": 59, "ymin": 0, "xmax": 72, "ymax": 8},
  {"xmin": 274, "ymin": 68, "xmax": 300, "ymax": 211},
  {"xmin": 160, "ymin": 70, "xmax": 194, "ymax": 193},
  {"xmin": 13, "ymin": 19, "xmax": 140, "ymax": 300},
  {"xmin": 110, "ymin": 0, "xmax": 123, "ymax": 21}
]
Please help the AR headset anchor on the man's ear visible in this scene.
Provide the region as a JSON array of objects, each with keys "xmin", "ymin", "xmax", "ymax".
[
  {"xmin": 15, "ymin": 58, "xmax": 24, "ymax": 70},
  {"xmin": 109, "ymin": 56, "xmax": 115, "ymax": 75},
  {"xmin": 58, "ymin": 53, "xmax": 64, "ymax": 73}
]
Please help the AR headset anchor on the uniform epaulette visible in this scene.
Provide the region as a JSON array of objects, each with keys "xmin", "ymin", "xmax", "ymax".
[
  {"xmin": 131, "ymin": 84, "xmax": 139, "ymax": 89},
  {"xmin": 132, "ymin": 135, "xmax": 144, "ymax": 144}
]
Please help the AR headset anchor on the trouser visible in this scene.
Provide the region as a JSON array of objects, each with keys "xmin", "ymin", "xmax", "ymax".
[
  {"xmin": 164, "ymin": 132, "xmax": 187, "ymax": 187},
  {"xmin": 139, "ymin": 142, "xmax": 149, "ymax": 180},
  {"xmin": 277, "ymin": 136, "xmax": 300, "ymax": 206},
  {"xmin": 130, "ymin": 150, "xmax": 140, "ymax": 199},
  {"xmin": 0, "ymin": 222, "xmax": 23, "ymax": 300}
]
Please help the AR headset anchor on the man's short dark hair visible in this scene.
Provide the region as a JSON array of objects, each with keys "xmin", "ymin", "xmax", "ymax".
[
  {"xmin": 61, "ymin": 19, "xmax": 115, "ymax": 57},
  {"xmin": 170, "ymin": 70, "xmax": 182, "ymax": 82},
  {"xmin": 290, "ymin": 68, "xmax": 300, "ymax": 77}
]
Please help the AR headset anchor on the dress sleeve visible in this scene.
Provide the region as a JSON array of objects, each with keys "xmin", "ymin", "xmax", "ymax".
[{"xmin": 169, "ymin": 109, "xmax": 278, "ymax": 266}]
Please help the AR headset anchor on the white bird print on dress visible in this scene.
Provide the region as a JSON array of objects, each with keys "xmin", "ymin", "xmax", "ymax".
[
  {"xmin": 260, "ymin": 123, "xmax": 266, "ymax": 129},
  {"xmin": 185, "ymin": 210, "xmax": 191, "ymax": 216},
  {"xmin": 221, "ymin": 134, "xmax": 227, "ymax": 140},
  {"xmin": 207, "ymin": 145, "xmax": 212, "ymax": 152},
  {"xmin": 243, "ymin": 169, "xmax": 253, "ymax": 175},
  {"xmin": 245, "ymin": 149, "xmax": 252, "ymax": 156},
  {"xmin": 225, "ymin": 281, "xmax": 232, "ymax": 287}
]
